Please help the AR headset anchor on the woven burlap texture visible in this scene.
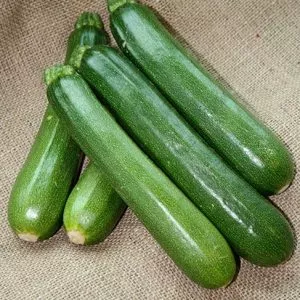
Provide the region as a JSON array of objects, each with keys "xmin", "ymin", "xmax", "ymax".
[{"xmin": 1, "ymin": 0, "xmax": 299, "ymax": 299}]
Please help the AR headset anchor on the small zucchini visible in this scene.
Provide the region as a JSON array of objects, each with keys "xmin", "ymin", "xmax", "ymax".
[
  {"xmin": 8, "ymin": 12, "xmax": 108, "ymax": 242},
  {"xmin": 108, "ymin": 0, "xmax": 295, "ymax": 195},
  {"xmin": 64, "ymin": 163, "xmax": 126, "ymax": 245},
  {"xmin": 44, "ymin": 64, "xmax": 236, "ymax": 289}
]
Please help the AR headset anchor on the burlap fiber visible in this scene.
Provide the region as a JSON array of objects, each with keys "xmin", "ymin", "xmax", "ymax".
[{"xmin": 0, "ymin": 0, "xmax": 299, "ymax": 299}]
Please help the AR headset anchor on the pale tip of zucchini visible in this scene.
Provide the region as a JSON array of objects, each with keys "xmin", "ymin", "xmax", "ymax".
[
  {"xmin": 18, "ymin": 233, "xmax": 39, "ymax": 243},
  {"xmin": 67, "ymin": 230, "xmax": 86, "ymax": 245},
  {"xmin": 277, "ymin": 182, "xmax": 291, "ymax": 195},
  {"xmin": 75, "ymin": 12, "xmax": 104, "ymax": 30},
  {"xmin": 108, "ymin": 0, "xmax": 136, "ymax": 13}
]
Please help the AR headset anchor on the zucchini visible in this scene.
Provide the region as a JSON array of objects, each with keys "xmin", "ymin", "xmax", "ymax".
[
  {"xmin": 44, "ymin": 64, "xmax": 236, "ymax": 289},
  {"xmin": 65, "ymin": 12, "xmax": 109, "ymax": 63},
  {"xmin": 72, "ymin": 45, "xmax": 295, "ymax": 267},
  {"xmin": 8, "ymin": 104, "xmax": 82, "ymax": 242},
  {"xmin": 7, "ymin": 12, "xmax": 108, "ymax": 242},
  {"xmin": 64, "ymin": 13, "xmax": 127, "ymax": 245},
  {"xmin": 108, "ymin": 0, "xmax": 295, "ymax": 196},
  {"xmin": 64, "ymin": 163, "xmax": 126, "ymax": 245}
]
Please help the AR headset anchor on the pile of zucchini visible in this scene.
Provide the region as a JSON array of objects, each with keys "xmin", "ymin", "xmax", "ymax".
[{"xmin": 8, "ymin": 0, "xmax": 296, "ymax": 289}]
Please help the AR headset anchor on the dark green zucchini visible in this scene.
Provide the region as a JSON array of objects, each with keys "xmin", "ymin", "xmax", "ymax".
[
  {"xmin": 108, "ymin": 0, "xmax": 295, "ymax": 196},
  {"xmin": 44, "ymin": 64, "xmax": 236, "ymax": 289},
  {"xmin": 64, "ymin": 163, "xmax": 126, "ymax": 245},
  {"xmin": 64, "ymin": 13, "xmax": 127, "ymax": 245},
  {"xmin": 8, "ymin": 12, "xmax": 108, "ymax": 242},
  {"xmin": 65, "ymin": 12, "xmax": 109, "ymax": 63},
  {"xmin": 71, "ymin": 45, "xmax": 295, "ymax": 267}
]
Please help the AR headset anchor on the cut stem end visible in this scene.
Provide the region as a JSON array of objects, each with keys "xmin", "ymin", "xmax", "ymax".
[
  {"xmin": 75, "ymin": 12, "xmax": 104, "ymax": 30},
  {"xmin": 44, "ymin": 64, "xmax": 75, "ymax": 86},
  {"xmin": 68, "ymin": 46, "xmax": 90, "ymax": 70},
  {"xmin": 107, "ymin": 0, "xmax": 137, "ymax": 13}
]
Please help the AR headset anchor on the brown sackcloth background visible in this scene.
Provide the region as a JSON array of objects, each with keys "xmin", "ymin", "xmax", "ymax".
[{"xmin": 0, "ymin": 0, "xmax": 300, "ymax": 299}]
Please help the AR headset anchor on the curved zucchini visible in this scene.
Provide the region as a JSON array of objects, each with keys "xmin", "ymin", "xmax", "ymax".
[
  {"xmin": 72, "ymin": 45, "xmax": 295, "ymax": 267},
  {"xmin": 108, "ymin": 0, "xmax": 295, "ymax": 195},
  {"xmin": 45, "ymin": 65, "xmax": 236, "ymax": 289},
  {"xmin": 64, "ymin": 163, "xmax": 126, "ymax": 245},
  {"xmin": 8, "ymin": 12, "xmax": 108, "ymax": 242}
]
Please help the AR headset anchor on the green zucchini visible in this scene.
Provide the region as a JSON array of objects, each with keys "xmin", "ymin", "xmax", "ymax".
[
  {"xmin": 72, "ymin": 45, "xmax": 295, "ymax": 266},
  {"xmin": 108, "ymin": 0, "xmax": 295, "ymax": 196},
  {"xmin": 65, "ymin": 12, "xmax": 109, "ymax": 63},
  {"xmin": 8, "ymin": 104, "xmax": 82, "ymax": 242},
  {"xmin": 44, "ymin": 64, "xmax": 236, "ymax": 289},
  {"xmin": 64, "ymin": 13, "xmax": 127, "ymax": 245},
  {"xmin": 64, "ymin": 163, "xmax": 126, "ymax": 245},
  {"xmin": 7, "ymin": 12, "xmax": 108, "ymax": 242}
]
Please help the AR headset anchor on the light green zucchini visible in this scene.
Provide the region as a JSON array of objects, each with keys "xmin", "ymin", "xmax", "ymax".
[{"xmin": 8, "ymin": 12, "xmax": 108, "ymax": 241}]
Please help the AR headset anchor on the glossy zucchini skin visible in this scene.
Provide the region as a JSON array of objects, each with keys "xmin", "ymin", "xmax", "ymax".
[
  {"xmin": 75, "ymin": 45, "xmax": 295, "ymax": 267},
  {"xmin": 8, "ymin": 105, "xmax": 82, "ymax": 241},
  {"xmin": 45, "ymin": 66, "xmax": 236, "ymax": 289},
  {"xmin": 108, "ymin": 0, "xmax": 295, "ymax": 195},
  {"xmin": 8, "ymin": 13, "xmax": 107, "ymax": 242},
  {"xmin": 65, "ymin": 19, "xmax": 109, "ymax": 63},
  {"xmin": 64, "ymin": 163, "xmax": 126, "ymax": 245},
  {"xmin": 64, "ymin": 13, "xmax": 127, "ymax": 245}
]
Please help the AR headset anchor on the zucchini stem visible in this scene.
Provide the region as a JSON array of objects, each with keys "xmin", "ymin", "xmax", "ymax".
[
  {"xmin": 75, "ymin": 12, "xmax": 104, "ymax": 30},
  {"xmin": 68, "ymin": 46, "xmax": 91, "ymax": 70},
  {"xmin": 107, "ymin": 0, "xmax": 136, "ymax": 13},
  {"xmin": 44, "ymin": 64, "xmax": 75, "ymax": 86}
]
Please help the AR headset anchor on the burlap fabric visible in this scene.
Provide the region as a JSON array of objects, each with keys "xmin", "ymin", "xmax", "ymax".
[{"xmin": 0, "ymin": 0, "xmax": 299, "ymax": 299}]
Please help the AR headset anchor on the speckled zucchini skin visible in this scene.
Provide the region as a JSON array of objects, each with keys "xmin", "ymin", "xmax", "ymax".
[
  {"xmin": 64, "ymin": 13, "xmax": 127, "ymax": 246},
  {"xmin": 8, "ymin": 13, "xmax": 108, "ymax": 241},
  {"xmin": 76, "ymin": 45, "xmax": 294, "ymax": 267},
  {"xmin": 64, "ymin": 163, "xmax": 126, "ymax": 245},
  {"xmin": 108, "ymin": 0, "xmax": 295, "ymax": 196},
  {"xmin": 45, "ymin": 66, "xmax": 236, "ymax": 289},
  {"xmin": 8, "ymin": 105, "xmax": 82, "ymax": 241}
]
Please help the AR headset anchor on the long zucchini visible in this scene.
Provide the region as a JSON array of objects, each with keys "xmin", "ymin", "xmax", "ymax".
[
  {"xmin": 8, "ymin": 13, "xmax": 108, "ymax": 242},
  {"xmin": 63, "ymin": 13, "xmax": 127, "ymax": 245},
  {"xmin": 71, "ymin": 45, "xmax": 295, "ymax": 267},
  {"xmin": 44, "ymin": 64, "xmax": 236, "ymax": 289},
  {"xmin": 108, "ymin": 0, "xmax": 295, "ymax": 196}
]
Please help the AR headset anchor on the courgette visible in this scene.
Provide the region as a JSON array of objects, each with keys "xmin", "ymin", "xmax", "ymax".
[
  {"xmin": 44, "ymin": 64, "xmax": 236, "ymax": 289},
  {"xmin": 65, "ymin": 12, "xmax": 109, "ymax": 63},
  {"xmin": 64, "ymin": 163, "xmax": 126, "ymax": 245},
  {"xmin": 64, "ymin": 13, "xmax": 127, "ymax": 245},
  {"xmin": 8, "ymin": 12, "xmax": 108, "ymax": 242},
  {"xmin": 72, "ymin": 45, "xmax": 295, "ymax": 267},
  {"xmin": 108, "ymin": 0, "xmax": 295, "ymax": 195}
]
